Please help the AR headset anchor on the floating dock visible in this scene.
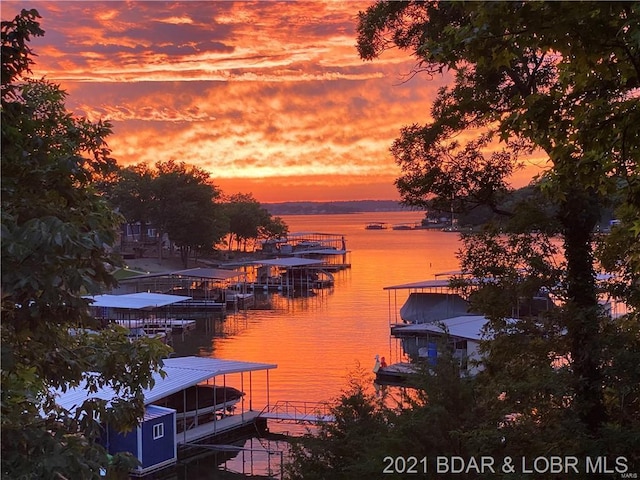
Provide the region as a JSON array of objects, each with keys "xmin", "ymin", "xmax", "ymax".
[{"xmin": 115, "ymin": 317, "xmax": 197, "ymax": 333}]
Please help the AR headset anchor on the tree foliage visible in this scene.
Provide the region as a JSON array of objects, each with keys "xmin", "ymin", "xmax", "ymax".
[
  {"xmin": 1, "ymin": 10, "xmax": 170, "ymax": 479},
  {"xmin": 286, "ymin": 380, "xmax": 392, "ymax": 480},
  {"xmin": 110, "ymin": 160, "xmax": 225, "ymax": 267},
  {"xmin": 357, "ymin": 0, "xmax": 639, "ymax": 433},
  {"xmin": 222, "ymin": 193, "xmax": 289, "ymax": 252},
  {"xmin": 153, "ymin": 160, "xmax": 224, "ymax": 266},
  {"xmin": 110, "ymin": 166, "xmax": 288, "ymax": 261},
  {"xmin": 286, "ymin": 359, "xmax": 479, "ymax": 479},
  {"xmin": 110, "ymin": 163, "xmax": 155, "ymax": 243}
]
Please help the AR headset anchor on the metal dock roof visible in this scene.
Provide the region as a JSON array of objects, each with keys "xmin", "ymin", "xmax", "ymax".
[
  {"xmin": 167, "ymin": 267, "xmax": 245, "ymax": 280},
  {"xmin": 383, "ymin": 279, "xmax": 452, "ymax": 290},
  {"xmin": 118, "ymin": 267, "xmax": 244, "ymax": 281},
  {"xmin": 84, "ymin": 292, "xmax": 192, "ymax": 309},
  {"xmin": 253, "ymin": 257, "xmax": 324, "ymax": 267},
  {"xmin": 53, "ymin": 356, "xmax": 277, "ymax": 413},
  {"xmin": 391, "ymin": 315, "xmax": 518, "ymax": 341}
]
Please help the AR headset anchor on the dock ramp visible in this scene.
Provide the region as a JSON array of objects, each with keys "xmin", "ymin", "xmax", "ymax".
[{"xmin": 260, "ymin": 401, "xmax": 335, "ymax": 424}]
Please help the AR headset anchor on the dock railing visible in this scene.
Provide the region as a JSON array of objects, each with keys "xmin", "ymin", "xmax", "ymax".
[{"xmin": 260, "ymin": 401, "xmax": 335, "ymax": 424}]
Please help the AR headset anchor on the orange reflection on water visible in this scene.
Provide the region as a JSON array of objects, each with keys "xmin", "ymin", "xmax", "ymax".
[{"xmin": 195, "ymin": 212, "xmax": 462, "ymax": 406}]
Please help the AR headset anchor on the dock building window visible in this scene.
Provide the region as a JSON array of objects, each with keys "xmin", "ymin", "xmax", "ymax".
[{"xmin": 152, "ymin": 423, "xmax": 164, "ymax": 440}]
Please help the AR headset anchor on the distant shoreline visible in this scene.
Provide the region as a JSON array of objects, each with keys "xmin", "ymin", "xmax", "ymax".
[{"xmin": 264, "ymin": 200, "xmax": 420, "ymax": 216}]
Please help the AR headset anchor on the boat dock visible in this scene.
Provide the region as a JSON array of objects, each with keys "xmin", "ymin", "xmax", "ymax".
[
  {"xmin": 115, "ymin": 317, "xmax": 197, "ymax": 333},
  {"xmin": 178, "ymin": 410, "xmax": 264, "ymax": 445},
  {"xmin": 179, "ymin": 400, "xmax": 335, "ymax": 444},
  {"xmin": 365, "ymin": 222, "xmax": 388, "ymax": 229},
  {"xmin": 53, "ymin": 356, "xmax": 278, "ymax": 477},
  {"xmin": 53, "ymin": 355, "xmax": 339, "ymax": 477},
  {"xmin": 241, "ymin": 257, "xmax": 336, "ymax": 293},
  {"xmin": 391, "ymin": 222, "xmax": 423, "ymax": 230},
  {"xmin": 261, "ymin": 231, "xmax": 348, "ymax": 254},
  {"xmin": 113, "ymin": 267, "xmax": 248, "ymax": 312}
]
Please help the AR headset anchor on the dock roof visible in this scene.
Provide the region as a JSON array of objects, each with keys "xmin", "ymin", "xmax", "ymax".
[
  {"xmin": 392, "ymin": 315, "xmax": 518, "ymax": 341},
  {"xmin": 392, "ymin": 315, "xmax": 487, "ymax": 341},
  {"xmin": 384, "ymin": 274, "xmax": 489, "ymax": 291},
  {"xmin": 384, "ymin": 279, "xmax": 452, "ymax": 290},
  {"xmin": 52, "ymin": 356, "xmax": 277, "ymax": 413},
  {"xmin": 119, "ymin": 267, "xmax": 244, "ymax": 281},
  {"xmin": 84, "ymin": 292, "xmax": 191, "ymax": 309},
  {"xmin": 286, "ymin": 231, "xmax": 346, "ymax": 238},
  {"xmin": 254, "ymin": 257, "xmax": 324, "ymax": 267},
  {"xmin": 293, "ymin": 248, "xmax": 348, "ymax": 256},
  {"xmin": 170, "ymin": 267, "xmax": 245, "ymax": 280}
]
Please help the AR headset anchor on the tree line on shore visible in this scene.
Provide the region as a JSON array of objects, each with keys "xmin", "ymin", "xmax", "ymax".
[{"xmin": 106, "ymin": 161, "xmax": 288, "ymax": 267}]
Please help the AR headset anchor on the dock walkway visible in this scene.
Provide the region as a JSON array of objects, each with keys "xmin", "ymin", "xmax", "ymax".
[
  {"xmin": 176, "ymin": 400, "xmax": 335, "ymax": 445},
  {"xmin": 260, "ymin": 401, "xmax": 335, "ymax": 424},
  {"xmin": 177, "ymin": 411, "xmax": 262, "ymax": 444}
]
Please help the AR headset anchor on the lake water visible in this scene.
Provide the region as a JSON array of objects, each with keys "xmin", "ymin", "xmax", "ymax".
[{"xmin": 170, "ymin": 211, "xmax": 462, "ymax": 477}]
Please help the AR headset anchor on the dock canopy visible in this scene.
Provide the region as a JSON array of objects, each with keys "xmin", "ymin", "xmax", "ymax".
[
  {"xmin": 392, "ymin": 315, "xmax": 488, "ymax": 341},
  {"xmin": 384, "ymin": 275, "xmax": 491, "ymax": 291},
  {"xmin": 118, "ymin": 267, "xmax": 244, "ymax": 281},
  {"xmin": 52, "ymin": 356, "xmax": 277, "ymax": 413},
  {"xmin": 254, "ymin": 258, "xmax": 324, "ymax": 268},
  {"xmin": 293, "ymin": 248, "xmax": 348, "ymax": 256},
  {"xmin": 384, "ymin": 279, "xmax": 453, "ymax": 290},
  {"xmin": 169, "ymin": 267, "xmax": 244, "ymax": 280},
  {"xmin": 84, "ymin": 292, "xmax": 191, "ymax": 309},
  {"xmin": 392, "ymin": 315, "xmax": 519, "ymax": 341},
  {"xmin": 399, "ymin": 292, "xmax": 473, "ymax": 324}
]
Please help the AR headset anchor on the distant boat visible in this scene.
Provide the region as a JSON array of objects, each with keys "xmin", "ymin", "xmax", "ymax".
[
  {"xmin": 374, "ymin": 362, "xmax": 419, "ymax": 386},
  {"xmin": 391, "ymin": 223, "xmax": 415, "ymax": 230},
  {"xmin": 365, "ymin": 222, "xmax": 387, "ymax": 230}
]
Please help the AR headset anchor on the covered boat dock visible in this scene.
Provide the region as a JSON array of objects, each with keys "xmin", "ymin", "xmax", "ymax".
[
  {"xmin": 383, "ymin": 277, "xmax": 471, "ymax": 326},
  {"xmin": 250, "ymin": 257, "xmax": 334, "ymax": 292},
  {"xmin": 113, "ymin": 267, "xmax": 248, "ymax": 311},
  {"xmin": 53, "ymin": 356, "xmax": 277, "ymax": 476},
  {"xmin": 85, "ymin": 292, "xmax": 195, "ymax": 340}
]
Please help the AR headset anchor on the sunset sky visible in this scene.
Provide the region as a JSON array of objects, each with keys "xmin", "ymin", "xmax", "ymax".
[{"xmin": 5, "ymin": 1, "xmax": 543, "ymax": 203}]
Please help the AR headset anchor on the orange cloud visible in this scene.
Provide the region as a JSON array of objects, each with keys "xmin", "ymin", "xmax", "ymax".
[{"xmin": 4, "ymin": 1, "xmax": 542, "ymax": 202}]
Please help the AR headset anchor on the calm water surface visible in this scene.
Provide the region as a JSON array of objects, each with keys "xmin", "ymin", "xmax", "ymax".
[
  {"xmin": 173, "ymin": 211, "xmax": 461, "ymax": 403},
  {"xmin": 170, "ymin": 211, "xmax": 462, "ymax": 477}
]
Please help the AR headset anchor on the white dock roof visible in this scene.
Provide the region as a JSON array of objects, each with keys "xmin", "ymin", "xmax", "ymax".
[
  {"xmin": 84, "ymin": 292, "xmax": 191, "ymax": 309},
  {"xmin": 170, "ymin": 267, "xmax": 244, "ymax": 280},
  {"xmin": 52, "ymin": 356, "xmax": 277, "ymax": 413},
  {"xmin": 118, "ymin": 267, "xmax": 244, "ymax": 281},
  {"xmin": 393, "ymin": 315, "xmax": 518, "ymax": 341},
  {"xmin": 254, "ymin": 258, "xmax": 324, "ymax": 267},
  {"xmin": 384, "ymin": 275, "xmax": 489, "ymax": 291},
  {"xmin": 293, "ymin": 249, "xmax": 348, "ymax": 256},
  {"xmin": 393, "ymin": 315, "xmax": 488, "ymax": 341},
  {"xmin": 384, "ymin": 279, "xmax": 452, "ymax": 290}
]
